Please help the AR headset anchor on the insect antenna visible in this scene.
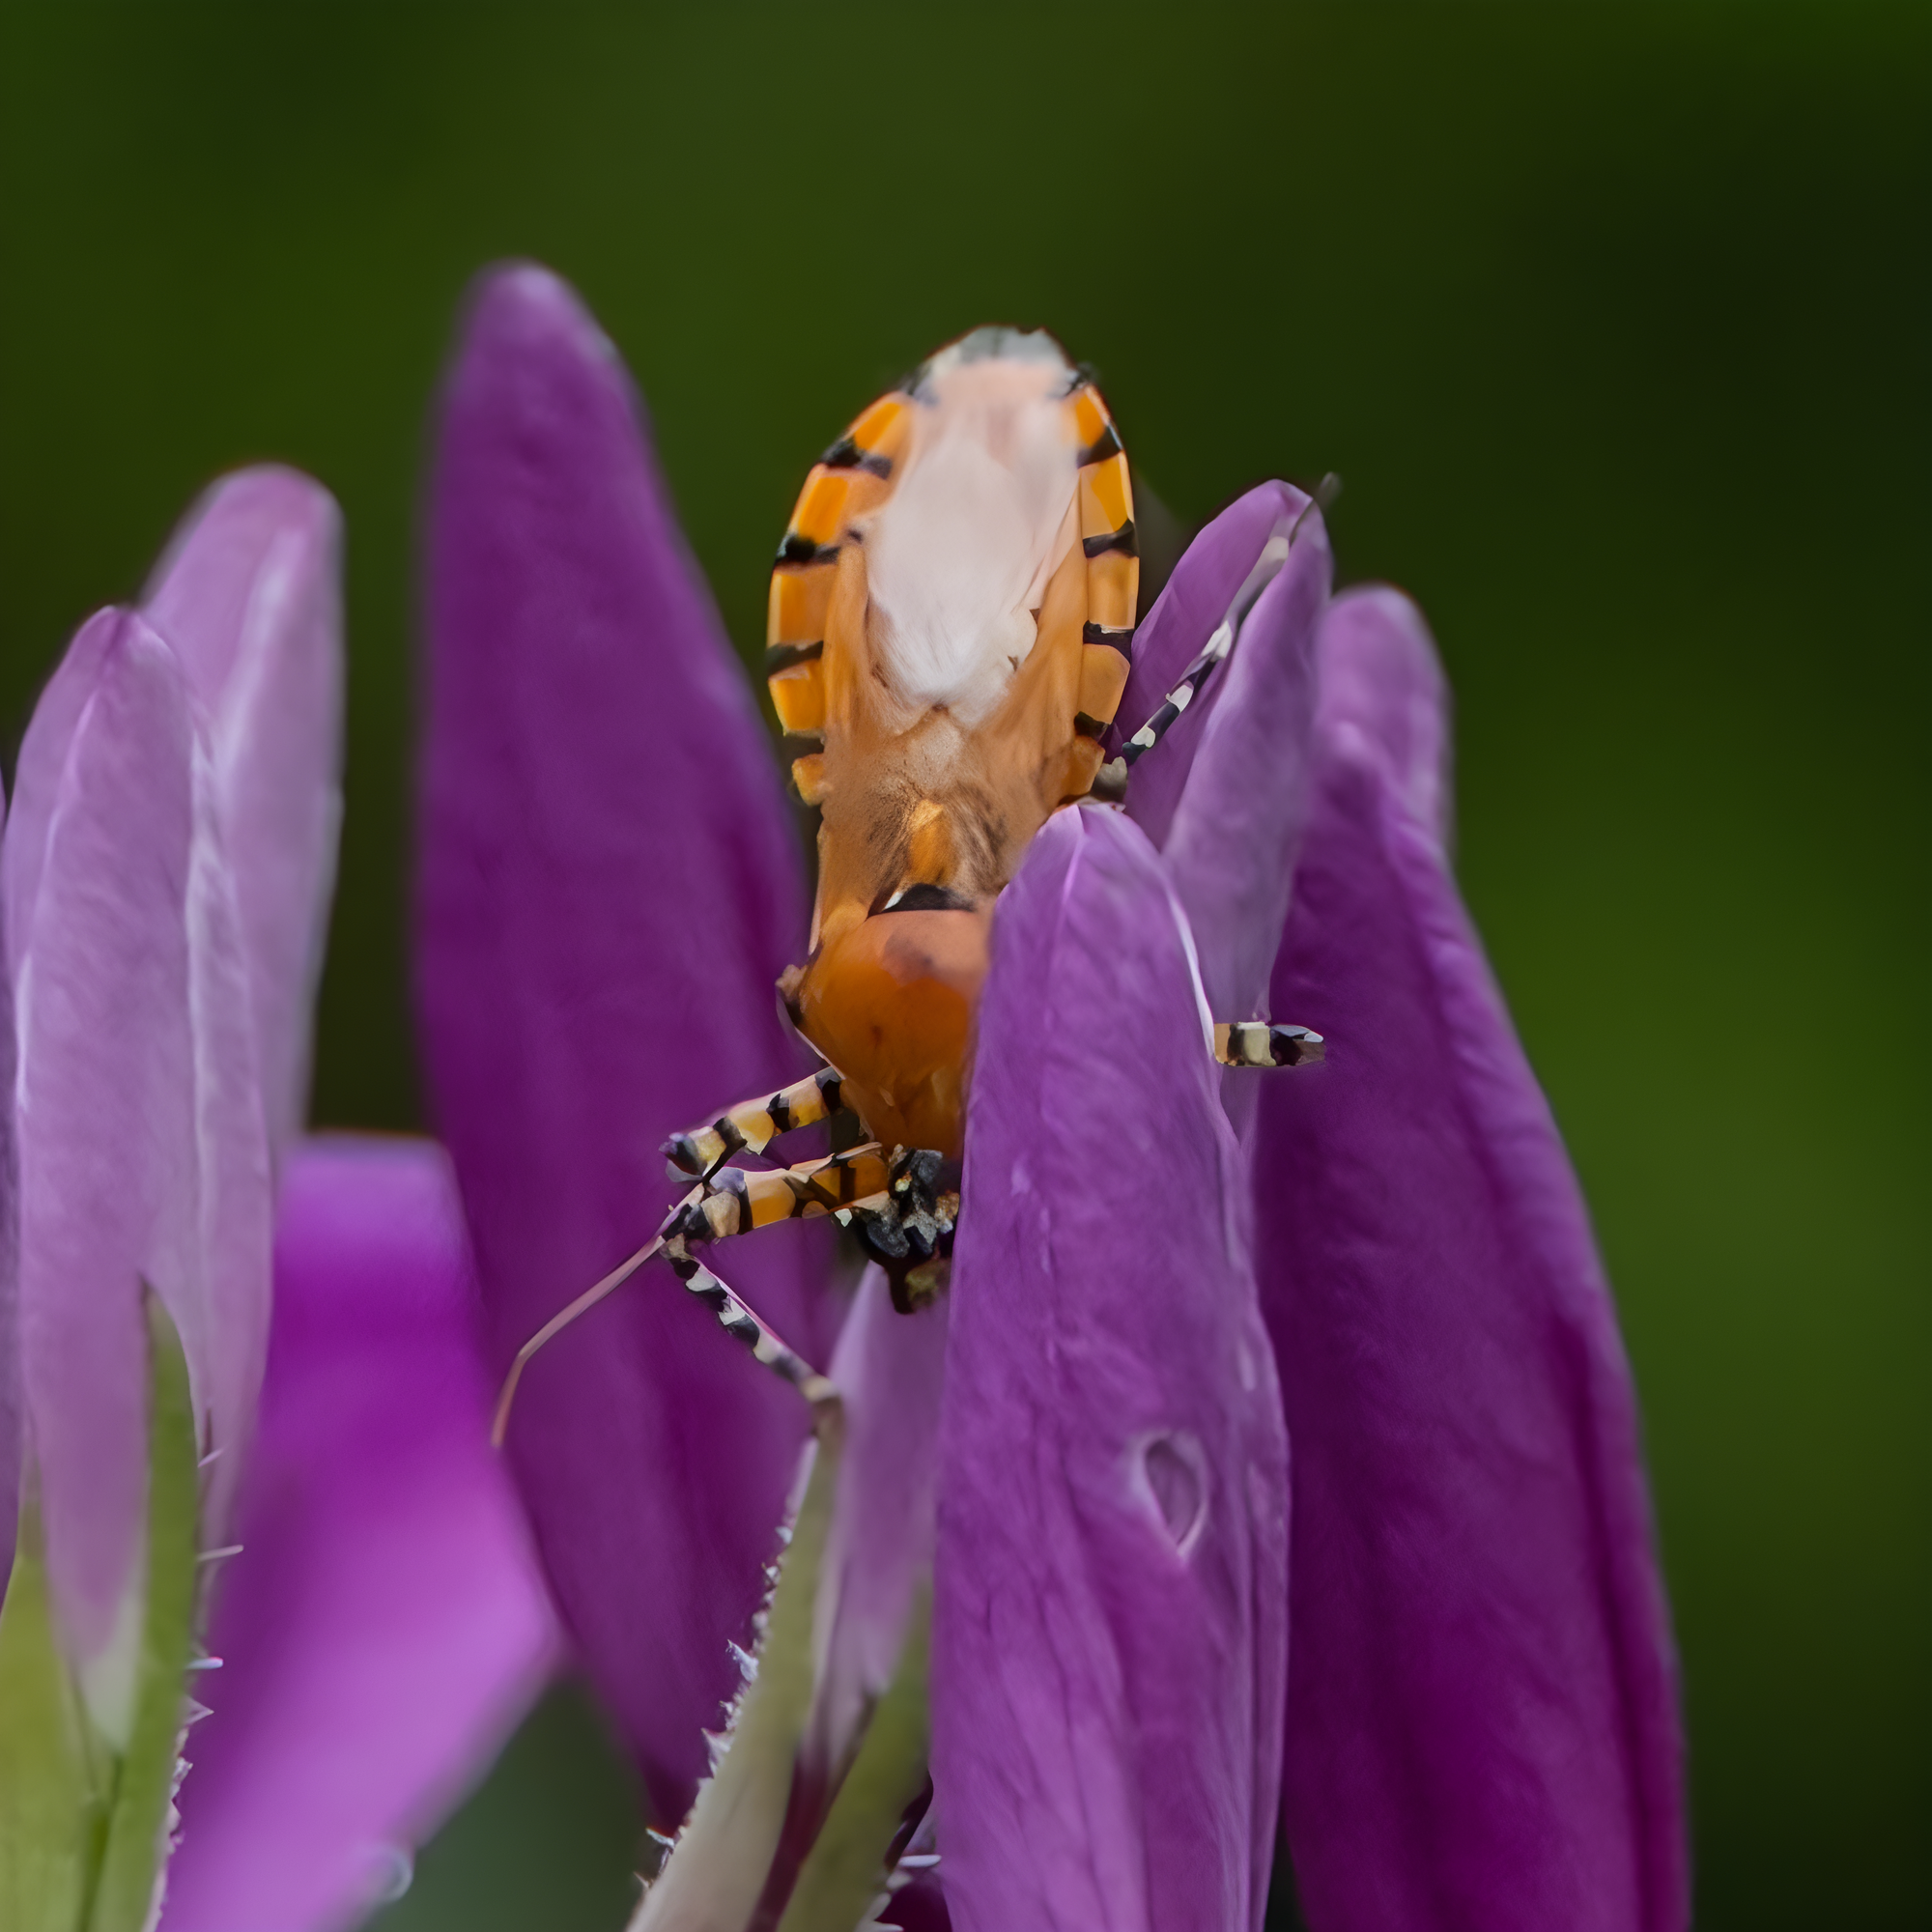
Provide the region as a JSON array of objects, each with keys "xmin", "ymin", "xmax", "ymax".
[
  {"xmin": 1094, "ymin": 473, "xmax": 1341, "ymax": 800},
  {"xmin": 490, "ymin": 1189, "xmax": 701, "ymax": 1448}
]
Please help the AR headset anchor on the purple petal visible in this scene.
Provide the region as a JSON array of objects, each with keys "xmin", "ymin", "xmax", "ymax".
[
  {"xmin": 0, "ymin": 826, "xmax": 17, "ymax": 1590},
  {"xmin": 142, "ymin": 467, "xmax": 344, "ymax": 1157},
  {"xmin": 1254, "ymin": 587, "xmax": 1688, "ymax": 1932},
  {"xmin": 807, "ymin": 1267, "xmax": 948, "ymax": 1786},
  {"xmin": 180, "ymin": 717, "xmax": 277, "ymax": 1552},
  {"xmin": 1120, "ymin": 481, "xmax": 1314, "ymax": 854},
  {"xmin": 1311, "ymin": 584, "xmax": 1453, "ymax": 849},
  {"xmin": 417, "ymin": 263, "xmax": 824, "ymax": 1817},
  {"xmin": 1, "ymin": 606, "xmax": 121, "ymax": 982},
  {"xmin": 1160, "ymin": 508, "xmax": 1329, "ymax": 1024},
  {"xmin": 11, "ymin": 611, "xmax": 275, "ymax": 1716},
  {"xmin": 0, "ymin": 607, "xmax": 121, "ymax": 1588},
  {"xmin": 12, "ymin": 618, "xmax": 197, "ymax": 1675},
  {"xmin": 160, "ymin": 1137, "xmax": 559, "ymax": 1932},
  {"xmin": 935, "ymin": 807, "xmax": 1290, "ymax": 1932}
]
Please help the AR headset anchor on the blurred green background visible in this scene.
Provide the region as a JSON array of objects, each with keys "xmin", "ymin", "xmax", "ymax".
[{"xmin": 2, "ymin": 2, "xmax": 1925, "ymax": 1925}]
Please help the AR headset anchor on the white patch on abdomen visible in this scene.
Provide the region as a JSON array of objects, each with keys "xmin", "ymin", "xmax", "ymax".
[{"xmin": 864, "ymin": 338, "xmax": 1079, "ymax": 725}]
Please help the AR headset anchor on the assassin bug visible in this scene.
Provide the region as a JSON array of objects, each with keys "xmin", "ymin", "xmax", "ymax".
[{"xmin": 493, "ymin": 327, "xmax": 1325, "ymax": 1441}]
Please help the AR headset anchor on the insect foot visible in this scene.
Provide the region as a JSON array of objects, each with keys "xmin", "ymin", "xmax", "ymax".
[
  {"xmin": 840, "ymin": 1146, "xmax": 961, "ymax": 1313},
  {"xmin": 1213, "ymin": 1021, "xmax": 1327, "ymax": 1068}
]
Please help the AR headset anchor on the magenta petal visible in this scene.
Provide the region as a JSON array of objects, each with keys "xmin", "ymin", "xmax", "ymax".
[
  {"xmin": 935, "ymin": 808, "xmax": 1290, "ymax": 1932},
  {"xmin": 1161, "ymin": 510, "xmax": 1329, "ymax": 1023},
  {"xmin": 890, "ymin": 1870, "xmax": 952, "ymax": 1931},
  {"xmin": 1254, "ymin": 587, "xmax": 1689, "ymax": 1932},
  {"xmin": 417, "ymin": 263, "xmax": 823, "ymax": 1817},
  {"xmin": 161, "ymin": 1137, "xmax": 558, "ymax": 1932},
  {"xmin": 142, "ymin": 467, "xmax": 344, "ymax": 1156},
  {"xmin": 1121, "ymin": 481, "xmax": 1314, "ymax": 854}
]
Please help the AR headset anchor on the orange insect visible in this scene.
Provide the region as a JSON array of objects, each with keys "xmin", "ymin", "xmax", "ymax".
[{"xmin": 494, "ymin": 327, "xmax": 1321, "ymax": 1438}]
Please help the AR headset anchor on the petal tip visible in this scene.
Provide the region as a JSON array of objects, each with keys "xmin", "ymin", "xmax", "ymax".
[
  {"xmin": 142, "ymin": 464, "xmax": 342, "ymax": 619},
  {"xmin": 1318, "ymin": 585, "xmax": 1451, "ymax": 840},
  {"xmin": 458, "ymin": 259, "xmax": 621, "ymax": 382}
]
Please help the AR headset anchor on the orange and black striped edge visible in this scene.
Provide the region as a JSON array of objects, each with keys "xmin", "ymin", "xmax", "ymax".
[
  {"xmin": 764, "ymin": 362, "xmax": 1138, "ymax": 806},
  {"xmin": 1065, "ymin": 376, "xmax": 1137, "ymax": 801}
]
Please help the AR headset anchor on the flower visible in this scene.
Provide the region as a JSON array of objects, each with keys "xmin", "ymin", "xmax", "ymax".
[
  {"xmin": 0, "ymin": 471, "xmax": 554, "ymax": 1932},
  {"xmin": 417, "ymin": 262, "xmax": 1686, "ymax": 1929}
]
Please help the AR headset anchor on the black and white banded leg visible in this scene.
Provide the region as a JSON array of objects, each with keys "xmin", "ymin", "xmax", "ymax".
[
  {"xmin": 662, "ymin": 1241, "xmax": 838, "ymax": 1413},
  {"xmin": 1092, "ymin": 476, "xmax": 1338, "ymax": 804},
  {"xmin": 492, "ymin": 1180, "xmax": 839, "ymax": 1446}
]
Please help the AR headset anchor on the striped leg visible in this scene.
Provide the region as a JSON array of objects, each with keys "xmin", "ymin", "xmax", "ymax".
[
  {"xmin": 660, "ymin": 1139, "xmax": 959, "ymax": 1317},
  {"xmin": 663, "ymin": 1065, "xmax": 852, "ymax": 1179},
  {"xmin": 491, "ymin": 1175, "xmax": 844, "ymax": 1446},
  {"xmin": 1092, "ymin": 477, "xmax": 1339, "ymax": 804},
  {"xmin": 657, "ymin": 1145, "xmax": 891, "ymax": 1247},
  {"xmin": 1214, "ymin": 1021, "xmax": 1325, "ymax": 1068},
  {"xmin": 664, "ymin": 1249, "xmax": 838, "ymax": 1412}
]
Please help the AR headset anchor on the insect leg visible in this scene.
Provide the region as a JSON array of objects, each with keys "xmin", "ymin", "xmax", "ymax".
[
  {"xmin": 491, "ymin": 1217, "xmax": 685, "ymax": 1445},
  {"xmin": 663, "ymin": 1065, "xmax": 851, "ymax": 1179},
  {"xmin": 491, "ymin": 1173, "xmax": 845, "ymax": 1446},
  {"xmin": 840, "ymin": 1148, "xmax": 960, "ymax": 1314},
  {"xmin": 657, "ymin": 1145, "xmax": 892, "ymax": 1246},
  {"xmin": 1213, "ymin": 1022, "xmax": 1325, "ymax": 1068},
  {"xmin": 658, "ymin": 1142, "xmax": 960, "ymax": 1317},
  {"xmin": 663, "ymin": 1248, "xmax": 838, "ymax": 1412},
  {"xmin": 1093, "ymin": 476, "xmax": 1339, "ymax": 804}
]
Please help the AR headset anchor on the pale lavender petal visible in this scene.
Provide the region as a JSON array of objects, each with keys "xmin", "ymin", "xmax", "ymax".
[
  {"xmin": 0, "ymin": 810, "xmax": 16, "ymax": 1587},
  {"xmin": 806, "ymin": 1265, "xmax": 947, "ymax": 1783},
  {"xmin": 417, "ymin": 263, "xmax": 824, "ymax": 1818},
  {"xmin": 11, "ymin": 610, "xmax": 274, "ymax": 1714},
  {"xmin": 161, "ymin": 1137, "xmax": 559, "ymax": 1932},
  {"xmin": 1120, "ymin": 481, "xmax": 1313, "ymax": 853},
  {"xmin": 1254, "ymin": 587, "xmax": 1688, "ymax": 1932},
  {"xmin": 935, "ymin": 807, "xmax": 1289, "ymax": 1932},
  {"xmin": 13, "ymin": 617, "xmax": 196, "ymax": 1681},
  {"xmin": 142, "ymin": 467, "xmax": 344, "ymax": 1156},
  {"xmin": 177, "ymin": 741, "xmax": 275, "ymax": 1550},
  {"xmin": 1160, "ymin": 506, "xmax": 1329, "ymax": 1022},
  {"xmin": 1, "ymin": 606, "xmax": 121, "ymax": 981},
  {"xmin": 1, "ymin": 605, "xmax": 122, "ymax": 1587}
]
